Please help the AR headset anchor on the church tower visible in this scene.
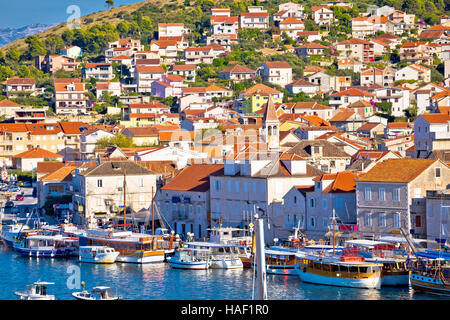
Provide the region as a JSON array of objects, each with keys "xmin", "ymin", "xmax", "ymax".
[{"xmin": 262, "ymin": 94, "xmax": 280, "ymax": 152}]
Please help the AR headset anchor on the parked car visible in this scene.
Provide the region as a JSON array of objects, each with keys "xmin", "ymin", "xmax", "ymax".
[
  {"xmin": 15, "ymin": 194, "xmax": 24, "ymax": 201},
  {"xmin": 8, "ymin": 186, "xmax": 20, "ymax": 192}
]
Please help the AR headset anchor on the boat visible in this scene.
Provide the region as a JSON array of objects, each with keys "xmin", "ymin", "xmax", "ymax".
[
  {"xmin": 409, "ymin": 250, "xmax": 450, "ymax": 296},
  {"xmin": 1, "ymin": 223, "xmax": 30, "ymax": 248},
  {"xmin": 255, "ymin": 249, "xmax": 297, "ymax": 275},
  {"xmin": 14, "ymin": 282, "xmax": 55, "ymax": 300},
  {"xmin": 13, "ymin": 234, "xmax": 73, "ymax": 257},
  {"xmin": 344, "ymin": 239, "xmax": 410, "ymax": 286},
  {"xmin": 294, "ymin": 252, "xmax": 383, "ymax": 289},
  {"xmin": 183, "ymin": 242, "xmax": 243, "ymax": 269},
  {"xmin": 167, "ymin": 247, "xmax": 211, "ymax": 270},
  {"xmin": 207, "ymin": 226, "xmax": 253, "ymax": 268},
  {"xmin": 78, "ymin": 229, "xmax": 165, "ymax": 264},
  {"xmin": 79, "ymin": 246, "xmax": 120, "ymax": 264},
  {"xmin": 72, "ymin": 282, "xmax": 120, "ymax": 300}
]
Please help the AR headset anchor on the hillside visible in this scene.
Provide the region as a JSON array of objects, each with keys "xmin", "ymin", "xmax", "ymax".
[
  {"xmin": 0, "ymin": 24, "xmax": 55, "ymax": 47},
  {"xmin": 1, "ymin": 0, "xmax": 182, "ymax": 51}
]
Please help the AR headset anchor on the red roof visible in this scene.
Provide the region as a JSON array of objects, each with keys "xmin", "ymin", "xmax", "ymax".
[{"xmin": 14, "ymin": 147, "xmax": 63, "ymax": 159}]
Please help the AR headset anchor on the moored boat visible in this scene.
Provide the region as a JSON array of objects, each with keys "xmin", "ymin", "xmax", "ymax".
[
  {"xmin": 409, "ymin": 250, "xmax": 450, "ymax": 296},
  {"xmin": 13, "ymin": 234, "xmax": 73, "ymax": 258},
  {"xmin": 79, "ymin": 229, "xmax": 165, "ymax": 264},
  {"xmin": 294, "ymin": 252, "xmax": 383, "ymax": 289},
  {"xmin": 167, "ymin": 247, "xmax": 211, "ymax": 270},
  {"xmin": 253, "ymin": 249, "xmax": 297, "ymax": 275},
  {"xmin": 79, "ymin": 246, "xmax": 120, "ymax": 264},
  {"xmin": 14, "ymin": 281, "xmax": 55, "ymax": 300},
  {"xmin": 72, "ymin": 282, "xmax": 120, "ymax": 300},
  {"xmin": 1, "ymin": 223, "xmax": 30, "ymax": 248},
  {"xmin": 184, "ymin": 242, "xmax": 243, "ymax": 269}
]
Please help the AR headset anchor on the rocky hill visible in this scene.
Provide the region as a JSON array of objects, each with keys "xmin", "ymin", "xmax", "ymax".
[{"xmin": 0, "ymin": 24, "xmax": 54, "ymax": 47}]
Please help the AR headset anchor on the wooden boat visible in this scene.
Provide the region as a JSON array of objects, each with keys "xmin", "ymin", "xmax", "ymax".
[
  {"xmin": 1, "ymin": 223, "xmax": 30, "ymax": 248},
  {"xmin": 294, "ymin": 252, "xmax": 383, "ymax": 289},
  {"xmin": 79, "ymin": 229, "xmax": 165, "ymax": 264},
  {"xmin": 167, "ymin": 247, "xmax": 211, "ymax": 270},
  {"xmin": 184, "ymin": 242, "xmax": 243, "ymax": 269},
  {"xmin": 344, "ymin": 239, "xmax": 410, "ymax": 286},
  {"xmin": 72, "ymin": 283, "xmax": 120, "ymax": 300},
  {"xmin": 79, "ymin": 246, "xmax": 120, "ymax": 264},
  {"xmin": 254, "ymin": 249, "xmax": 297, "ymax": 275},
  {"xmin": 14, "ymin": 282, "xmax": 55, "ymax": 300},
  {"xmin": 409, "ymin": 250, "xmax": 450, "ymax": 296}
]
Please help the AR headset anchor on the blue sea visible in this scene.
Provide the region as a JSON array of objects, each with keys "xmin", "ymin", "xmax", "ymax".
[{"xmin": 0, "ymin": 245, "xmax": 448, "ymax": 300}]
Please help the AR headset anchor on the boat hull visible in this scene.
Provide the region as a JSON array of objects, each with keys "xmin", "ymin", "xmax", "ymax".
[
  {"xmin": 14, "ymin": 292, "xmax": 55, "ymax": 300},
  {"xmin": 410, "ymin": 273, "xmax": 450, "ymax": 296},
  {"xmin": 79, "ymin": 252, "xmax": 120, "ymax": 264},
  {"xmin": 1, "ymin": 238, "xmax": 16, "ymax": 249},
  {"xmin": 116, "ymin": 252, "xmax": 165, "ymax": 264},
  {"xmin": 167, "ymin": 258, "xmax": 210, "ymax": 270},
  {"xmin": 267, "ymin": 266, "xmax": 297, "ymax": 276},
  {"xmin": 210, "ymin": 258, "xmax": 243, "ymax": 269},
  {"xmin": 14, "ymin": 247, "xmax": 68, "ymax": 258},
  {"xmin": 295, "ymin": 267, "xmax": 381, "ymax": 289},
  {"xmin": 381, "ymin": 273, "xmax": 410, "ymax": 286}
]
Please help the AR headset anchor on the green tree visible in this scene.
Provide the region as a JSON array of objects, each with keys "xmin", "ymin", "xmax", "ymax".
[
  {"xmin": 105, "ymin": 0, "xmax": 115, "ymax": 9},
  {"xmin": 96, "ymin": 133, "xmax": 134, "ymax": 149}
]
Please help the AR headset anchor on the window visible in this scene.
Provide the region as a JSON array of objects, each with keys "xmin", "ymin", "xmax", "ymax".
[
  {"xmin": 435, "ymin": 167, "xmax": 441, "ymax": 178},
  {"xmin": 139, "ymin": 194, "xmax": 145, "ymax": 203},
  {"xmin": 393, "ymin": 188, "xmax": 400, "ymax": 202},
  {"xmin": 379, "ymin": 213, "xmax": 386, "ymax": 227},
  {"xmin": 243, "ymin": 181, "xmax": 248, "ymax": 192},
  {"xmin": 214, "ymin": 180, "xmax": 221, "ymax": 191},
  {"xmin": 235, "ymin": 181, "xmax": 239, "ymax": 192},
  {"xmin": 310, "ymin": 198, "xmax": 315, "ymax": 208},
  {"xmin": 97, "ymin": 196, "xmax": 103, "ymax": 206},
  {"xmin": 97, "ymin": 179, "xmax": 103, "ymax": 188},
  {"xmin": 165, "ymin": 202, "xmax": 169, "ymax": 214},
  {"xmin": 379, "ymin": 188, "xmax": 385, "ymax": 201},
  {"xmin": 393, "ymin": 213, "xmax": 400, "ymax": 228},
  {"xmin": 323, "ymin": 199, "xmax": 327, "ymax": 209},
  {"xmin": 253, "ymin": 182, "xmax": 257, "ymax": 193},
  {"xmin": 310, "ymin": 217, "xmax": 316, "ymax": 228},
  {"xmin": 172, "ymin": 203, "xmax": 177, "ymax": 213},
  {"xmin": 323, "ymin": 218, "xmax": 328, "ymax": 228},
  {"xmin": 227, "ymin": 180, "xmax": 232, "ymax": 192},
  {"xmin": 140, "ymin": 178, "xmax": 145, "ymax": 187},
  {"xmin": 415, "ymin": 215, "xmax": 421, "ymax": 228},
  {"xmin": 364, "ymin": 212, "xmax": 372, "ymax": 227},
  {"xmin": 260, "ymin": 182, "xmax": 265, "ymax": 193},
  {"xmin": 364, "ymin": 187, "xmax": 372, "ymax": 201}
]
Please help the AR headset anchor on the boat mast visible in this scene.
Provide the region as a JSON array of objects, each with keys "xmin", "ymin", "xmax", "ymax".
[
  {"xmin": 123, "ymin": 168, "xmax": 126, "ymax": 231},
  {"xmin": 151, "ymin": 186, "xmax": 154, "ymax": 235},
  {"xmin": 332, "ymin": 208, "xmax": 336, "ymax": 257}
]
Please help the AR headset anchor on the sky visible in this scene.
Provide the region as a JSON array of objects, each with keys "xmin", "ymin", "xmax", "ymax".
[{"xmin": 1, "ymin": 0, "xmax": 143, "ymax": 28}]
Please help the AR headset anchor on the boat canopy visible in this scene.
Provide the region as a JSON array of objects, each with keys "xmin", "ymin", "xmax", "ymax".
[
  {"xmin": 345, "ymin": 239, "xmax": 390, "ymax": 248},
  {"xmin": 416, "ymin": 250, "xmax": 450, "ymax": 261},
  {"xmin": 265, "ymin": 249, "xmax": 296, "ymax": 256}
]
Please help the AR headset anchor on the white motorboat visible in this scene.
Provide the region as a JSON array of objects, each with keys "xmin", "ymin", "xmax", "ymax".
[
  {"xmin": 72, "ymin": 283, "xmax": 120, "ymax": 300},
  {"xmin": 184, "ymin": 242, "xmax": 243, "ymax": 269},
  {"xmin": 167, "ymin": 247, "xmax": 211, "ymax": 270},
  {"xmin": 79, "ymin": 246, "xmax": 120, "ymax": 264},
  {"xmin": 14, "ymin": 281, "xmax": 55, "ymax": 300},
  {"xmin": 1, "ymin": 223, "xmax": 30, "ymax": 248}
]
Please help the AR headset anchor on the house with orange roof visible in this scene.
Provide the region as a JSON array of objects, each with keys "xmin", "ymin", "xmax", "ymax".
[
  {"xmin": 37, "ymin": 166, "xmax": 76, "ymax": 209},
  {"xmin": 219, "ymin": 64, "xmax": 256, "ymax": 81},
  {"xmin": 303, "ymin": 65, "xmax": 326, "ymax": 76},
  {"xmin": 0, "ymin": 99, "xmax": 22, "ymax": 118},
  {"xmin": 106, "ymin": 38, "xmax": 143, "ymax": 56},
  {"xmin": 272, "ymin": 2, "xmax": 304, "ymax": 23},
  {"xmin": 395, "ymin": 64, "xmax": 431, "ymax": 83},
  {"xmin": 384, "ymin": 122, "xmax": 414, "ymax": 139},
  {"xmin": 279, "ymin": 17, "xmax": 305, "ymax": 39},
  {"xmin": 329, "ymin": 110, "xmax": 369, "ymax": 132},
  {"xmin": 295, "ymin": 42, "xmax": 327, "ymax": 58},
  {"xmin": 399, "ymin": 41, "xmax": 431, "ymax": 64},
  {"xmin": 347, "ymin": 149, "xmax": 402, "ymax": 172},
  {"xmin": 95, "ymin": 81, "xmax": 121, "ymax": 100},
  {"xmin": 169, "ymin": 64, "xmax": 196, "ymax": 82},
  {"xmin": 2, "ymin": 78, "xmax": 36, "ymax": 99},
  {"xmin": 303, "ymin": 171, "xmax": 361, "ymax": 238},
  {"xmin": 311, "ymin": 6, "xmax": 334, "ymax": 25},
  {"xmin": 158, "ymin": 23, "xmax": 188, "ymax": 39},
  {"xmin": 413, "ymin": 83, "xmax": 447, "ymax": 114},
  {"xmin": 356, "ymin": 122, "xmax": 386, "ymax": 139},
  {"xmin": 360, "ymin": 67, "xmax": 394, "ymax": 87},
  {"xmin": 134, "ymin": 65, "xmax": 165, "ymax": 93},
  {"xmin": 329, "ymin": 88, "xmax": 374, "ymax": 108},
  {"xmin": 374, "ymin": 86, "xmax": 410, "ymax": 117},
  {"xmin": 53, "ymin": 79, "xmax": 87, "ymax": 115},
  {"xmin": 239, "ymin": 6, "xmax": 269, "ymax": 29},
  {"xmin": 156, "ymin": 164, "xmax": 224, "ymax": 239},
  {"xmin": 258, "ymin": 61, "xmax": 293, "ymax": 87},
  {"xmin": 12, "ymin": 147, "xmax": 63, "ymax": 171},
  {"xmin": 151, "ymin": 74, "xmax": 187, "ymax": 98},
  {"xmin": 285, "ymin": 78, "xmax": 319, "ymax": 96},
  {"xmin": 305, "ymin": 71, "xmax": 351, "ymax": 92},
  {"xmin": 336, "ymin": 38, "xmax": 375, "ymax": 63},
  {"xmin": 337, "ymin": 58, "xmax": 364, "ymax": 73},
  {"xmin": 208, "ymin": 11, "xmax": 239, "ymax": 50},
  {"xmin": 414, "ymin": 113, "xmax": 450, "ymax": 158},
  {"xmin": 351, "ymin": 17, "xmax": 374, "ymax": 39},
  {"xmin": 60, "ymin": 45, "xmax": 82, "ymax": 59},
  {"xmin": 35, "ymin": 55, "xmax": 80, "ymax": 75},
  {"xmin": 347, "ymin": 100, "xmax": 374, "ymax": 118},
  {"xmin": 356, "ymin": 158, "xmax": 449, "ymax": 239},
  {"xmin": 149, "ymin": 40, "xmax": 177, "ymax": 62},
  {"xmin": 238, "ymin": 83, "xmax": 284, "ymax": 113}
]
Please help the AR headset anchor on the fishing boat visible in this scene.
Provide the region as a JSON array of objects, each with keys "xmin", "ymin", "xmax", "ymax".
[
  {"xmin": 409, "ymin": 250, "xmax": 450, "ymax": 296},
  {"xmin": 257, "ymin": 249, "xmax": 297, "ymax": 275},
  {"xmin": 167, "ymin": 247, "xmax": 211, "ymax": 270},
  {"xmin": 344, "ymin": 239, "xmax": 410, "ymax": 286},
  {"xmin": 183, "ymin": 242, "xmax": 243, "ymax": 269},
  {"xmin": 14, "ymin": 282, "xmax": 55, "ymax": 300},
  {"xmin": 294, "ymin": 252, "xmax": 383, "ymax": 289},
  {"xmin": 78, "ymin": 229, "xmax": 165, "ymax": 264},
  {"xmin": 13, "ymin": 234, "xmax": 73, "ymax": 257},
  {"xmin": 1, "ymin": 223, "xmax": 30, "ymax": 248},
  {"xmin": 79, "ymin": 246, "xmax": 120, "ymax": 264},
  {"xmin": 72, "ymin": 282, "xmax": 120, "ymax": 300}
]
